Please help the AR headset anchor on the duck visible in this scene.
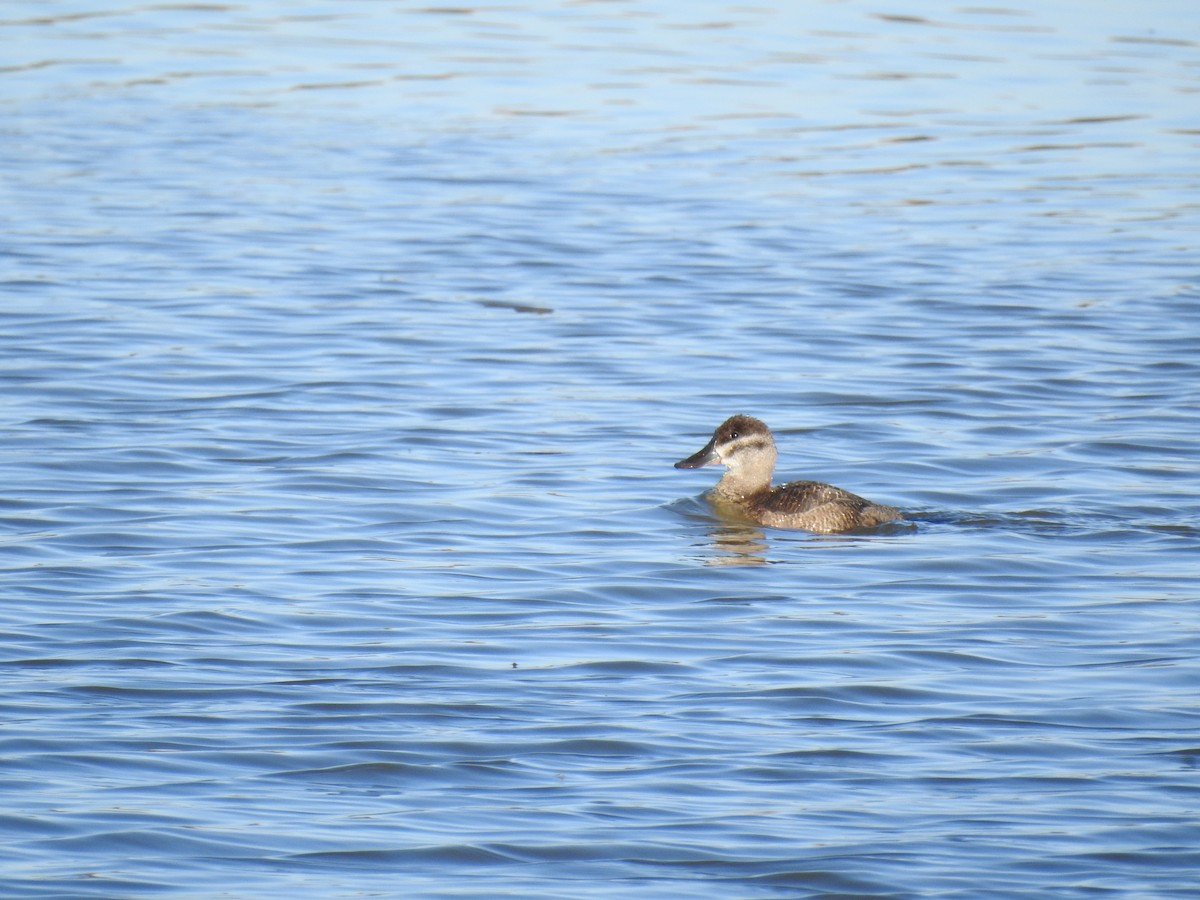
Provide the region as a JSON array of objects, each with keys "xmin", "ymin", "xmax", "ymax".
[{"xmin": 674, "ymin": 414, "xmax": 902, "ymax": 533}]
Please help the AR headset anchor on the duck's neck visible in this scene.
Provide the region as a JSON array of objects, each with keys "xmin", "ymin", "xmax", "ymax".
[{"xmin": 713, "ymin": 466, "xmax": 772, "ymax": 501}]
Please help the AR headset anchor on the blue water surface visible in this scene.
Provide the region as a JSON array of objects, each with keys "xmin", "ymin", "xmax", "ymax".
[{"xmin": 2, "ymin": 1, "xmax": 1198, "ymax": 897}]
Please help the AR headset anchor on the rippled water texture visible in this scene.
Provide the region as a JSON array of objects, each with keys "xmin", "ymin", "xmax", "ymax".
[{"xmin": 2, "ymin": 1, "xmax": 1199, "ymax": 897}]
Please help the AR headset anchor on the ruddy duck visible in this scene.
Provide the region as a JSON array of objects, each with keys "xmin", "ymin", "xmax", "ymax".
[{"xmin": 675, "ymin": 415, "xmax": 902, "ymax": 533}]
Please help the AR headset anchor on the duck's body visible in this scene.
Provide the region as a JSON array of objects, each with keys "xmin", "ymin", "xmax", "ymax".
[{"xmin": 674, "ymin": 414, "xmax": 902, "ymax": 534}]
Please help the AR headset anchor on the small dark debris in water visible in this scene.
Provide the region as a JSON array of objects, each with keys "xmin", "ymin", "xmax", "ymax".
[
  {"xmin": 511, "ymin": 662, "xmax": 518, "ymax": 669},
  {"xmin": 477, "ymin": 299, "xmax": 553, "ymax": 315},
  {"xmin": 1112, "ymin": 34, "xmax": 1197, "ymax": 48},
  {"xmin": 874, "ymin": 13, "xmax": 931, "ymax": 24},
  {"xmin": 1059, "ymin": 114, "xmax": 1145, "ymax": 125}
]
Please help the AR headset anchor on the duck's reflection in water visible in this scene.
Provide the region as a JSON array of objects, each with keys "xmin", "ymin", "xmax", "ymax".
[
  {"xmin": 699, "ymin": 522, "xmax": 771, "ymax": 566},
  {"xmin": 690, "ymin": 511, "xmax": 917, "ymax": 566}
]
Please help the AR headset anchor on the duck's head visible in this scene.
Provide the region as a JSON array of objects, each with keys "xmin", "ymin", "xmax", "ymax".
[{"xmin": 674, "ymin": 414, "xmax": 777, "ymax": 480}]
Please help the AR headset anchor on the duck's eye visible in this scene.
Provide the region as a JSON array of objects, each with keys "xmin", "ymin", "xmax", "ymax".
[{"xmin": 729, "ymin": 431, "xmax": 739, "ymax": 439}]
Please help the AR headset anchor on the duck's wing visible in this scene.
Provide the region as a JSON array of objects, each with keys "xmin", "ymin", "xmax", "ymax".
[
  {"xmin": 771, "ymin": 480, "xmax": 870, "ymax": 513},
  {"xmin": 766, "ymin": 480, "xmax": 902, "ymax": 532}
]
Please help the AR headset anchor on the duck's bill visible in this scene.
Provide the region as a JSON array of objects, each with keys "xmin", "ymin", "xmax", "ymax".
[{"xmin": 674, "ymin": 438, "xmax": 719, "ymax": 468}]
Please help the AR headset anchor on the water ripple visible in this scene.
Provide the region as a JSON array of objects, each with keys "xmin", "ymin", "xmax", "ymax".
[{"xmin": 2, "ymin": 0, "xmax": 1199, "ymax": 897}]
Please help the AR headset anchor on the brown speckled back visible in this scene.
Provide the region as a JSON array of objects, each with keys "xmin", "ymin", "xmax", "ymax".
[{"xmin": 747, "ymin": 480, "xmax": 901, "ymax": 532}]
